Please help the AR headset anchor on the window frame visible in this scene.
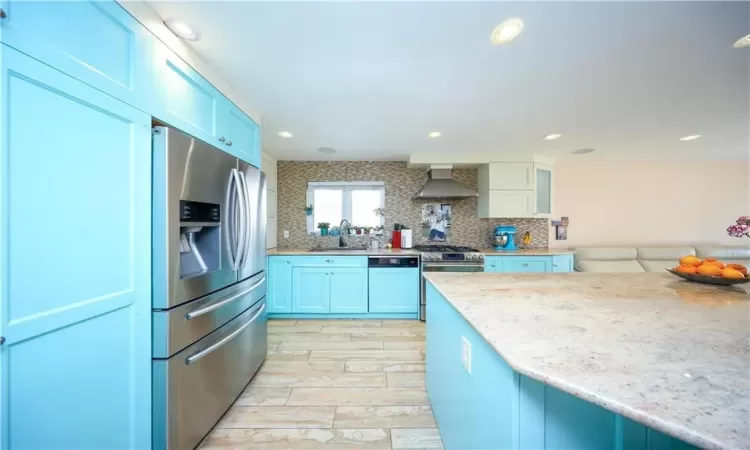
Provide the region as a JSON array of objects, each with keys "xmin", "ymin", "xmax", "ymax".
[{"xmin": 306, "ymin": 181, "xmax": 385, "ymax": 234}]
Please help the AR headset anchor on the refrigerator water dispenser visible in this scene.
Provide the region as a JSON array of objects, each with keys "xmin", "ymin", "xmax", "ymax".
[{"xmin": 179, "ymin": 200, "xmax": 221, "ymax": 280}]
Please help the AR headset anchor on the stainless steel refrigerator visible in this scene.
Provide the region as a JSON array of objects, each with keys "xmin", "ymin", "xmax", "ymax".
[{"xmin": 151, "ymin": 126, "xmax": 268, "ymax": 450}]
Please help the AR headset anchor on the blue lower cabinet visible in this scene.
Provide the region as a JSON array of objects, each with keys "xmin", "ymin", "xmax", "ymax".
[
  {"xmin": 268, "ymin": 257, "xmax": 292, "ymax": 313},
  {"xmin": 426, "ymin": 282, "xmax": 698, "ymax": 450},
  {"xmin": 329, "ymin": 268, "xmax": 368, "ymax": 313},
  {"xmin": 484, "ymin": 255, "xmax": 573, "ymax": 273},
  {"xmin": 552, "ymin": 254, "xmax": 574, "ymax": 272},
  {"xmin": 369, "ymin": 268, "xmax": 419, "ymax": 313},
  {"xmin": 485, "ymin": 257, "xmax": 503, "ymax": 272},
  {"xmin": 291, "ymin": 267, "xmax": 330, "ymax": 313},
  {"xmin": 0, "ymin": 46, "xmax": 152, "ymax": 449}
]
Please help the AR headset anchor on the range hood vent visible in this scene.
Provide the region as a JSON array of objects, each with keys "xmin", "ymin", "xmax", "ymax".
[{"xmin": 413, "ymin": 167, "xmax": 477, "ymax": 200}]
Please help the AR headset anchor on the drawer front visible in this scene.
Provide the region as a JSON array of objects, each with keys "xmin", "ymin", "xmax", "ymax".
[
  {"xmin": 503, "ymin": 257, "xmax": 551, "ymax": 273},
  {"xmin": 153, "ymin": 299, "xmax": 267, "ymax": 450},
  {"xmin": 288, "ymin": 255, "xmax": 368, "ymax": 267},
  {"xmin": 485, "ymin": 257, "xmax": 503, "ymax": 272},
  {"xmin": 152, "ymin": 273, "xmax": 266, "ymax": 358}
]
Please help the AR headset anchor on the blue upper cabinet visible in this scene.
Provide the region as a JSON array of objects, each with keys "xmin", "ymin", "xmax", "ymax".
[
  {"xmin": 268, "ymin": 257, "xmax": 292, "ymax": 313},
  {"xmin": 369, "ymin": 268, "xmax": 419, "ymax": 313},
  {"xmin": 292, "ymin": 267, "xmax": 330, "ymax": 313},
  {"xmin": 152, "ymin": 41, "xmax": 222, "ymax": 146},
  {"xmin": 0, "ymin": 0, "xmax": 155, "ymax": 112},
  {"xmin": 218, "ymin": 98, "xmax": 261, "ymax": 167},
  {"xmin": 329, "ymin": 268, "xmax": 368, "ymax": 314},
  {"xmin": 0, "ymin": 45, "xmax": 152, "ymax": 450}
]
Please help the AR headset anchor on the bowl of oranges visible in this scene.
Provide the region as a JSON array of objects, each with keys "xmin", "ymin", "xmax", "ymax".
[{"xmin": 668, "ymin": 256, "xmax": 749, "ymax": 285}]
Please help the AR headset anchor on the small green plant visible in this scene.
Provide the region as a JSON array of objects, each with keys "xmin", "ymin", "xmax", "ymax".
[
  {"xmin": 317, "ymin": 222, "xmax": 330, "ymax": 229},
  {"xmin": 305, "ymin": 205, "xmax": 314, "ymax": 216}
]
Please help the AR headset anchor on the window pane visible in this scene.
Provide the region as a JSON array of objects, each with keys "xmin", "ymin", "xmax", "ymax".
[
  {"xmin": 351, "ymin": 190, "xmax": 381, "ymax": 228},
  {"xmin": 313, "ymin": 189, "xmax": 343, "ymax": 228}
]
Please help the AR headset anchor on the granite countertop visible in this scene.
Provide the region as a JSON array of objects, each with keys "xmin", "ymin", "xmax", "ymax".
[
  {"xmin": 480, "ymin": 248, "xmax": 576, "ymax": 256},
  {"xmin": 268, "ymin": 248, "xmax": 420, "ymax": 256},
  {"xmin": 423, "ymin": 272, "xmax": 750, "ymax": 450}
]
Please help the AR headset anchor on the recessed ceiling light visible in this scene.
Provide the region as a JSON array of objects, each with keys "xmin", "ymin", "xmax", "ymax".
[
  {"xmin": 427, "ymin": 132, "xmax": 442, "ymax": 138},
  {"xmin": 490, "ymin": 18, "xmax": 524, "ymax": 45},
  {"xmin": 733, "ymin": 34, "xmax": 750, "ymax": 48},
  {"xmin": 679, "ymin": 135, "xmax": 701, "ymax": 141},
  {"xmin": 572, "ymin": 148, "xmax": 595, "ymax": 155},
  {"xmin": 164, "ymin": 20, "xmax": 200, "ymax": 41},
  {"xmin": 317, "ymin": 147, "xmax": 337, "ymax": 154},
  {"xmin": 543, "ymin": 133, "xmax": 562, "ymax": 141},
  {"xmin": 277, "ymin": 131, "xmax": 294, "ymax": 138}
]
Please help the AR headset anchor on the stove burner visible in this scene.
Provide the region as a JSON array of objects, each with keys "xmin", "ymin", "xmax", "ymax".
[{"xmin": 413, "ymin": 244, "xmax": 480, "ymax": 252}]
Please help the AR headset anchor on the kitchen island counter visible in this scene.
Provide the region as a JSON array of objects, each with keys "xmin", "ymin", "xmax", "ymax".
[{"xmin": 423, "ymin": 272, "xmax": 749, "ymax": 450}]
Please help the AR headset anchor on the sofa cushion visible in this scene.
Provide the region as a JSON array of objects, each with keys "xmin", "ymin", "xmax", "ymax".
[
  {"xmin": 695, "ymin": 245, "xmax": 750, "ymax": 265},
  {"xmin": 636, "ymin": 246, "xmax": 696, "ymax": 260},
  {"xmin": 638, "ymin": 260, "xmax": 678, "ymax": 272},
  {"xmin": 573, "ymin": 247, "xmax": 637, "ymax": 261},
  {"xmin": 577, "ymin": 260, "xmax": 645, "ymax": 273}
]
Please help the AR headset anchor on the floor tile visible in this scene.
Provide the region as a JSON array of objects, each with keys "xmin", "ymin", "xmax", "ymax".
[
  {"xmin": 321, "ymin": 327, "xmax": 425, "ymax": 335},
  {"xmin": 383, "ymin": 341, "xmax": 426, "ymax": 350},
  {"xmin": 391, "ymin": 428, "xmax": 444, "ymax": 449},
  {"xmin": 295, "ymin": 320, "xmax": 383, "ymax": 327},
  {"xmin": 386, "ymin": 373, "xmax": 425, "ymax": 388},
  {"xmin": 235, "ymin": 387, "xmax": 291, "ymax": 406},
  {"xmin": 379, "ymin": 320, "xmax": 422, "ymax": 327},
  {"xmin": 200, "ymin": 428, "xmax": 391, "ymax": 449},
  {"xmin": 260, "ymin": 360, "xmax": 345, "ymax": 373},
  {"xmin": 218, "ymin": 406, "xmax": 335, "ymax": 429},
  {"xmin": 333, "ymin": 406, "xmax": 436, "ymax": 429},
  {"xmin": 267, "ymin": 349, "xmax": 310, "ymax": 360},
  {"xmin": 269, "ymin": 333, "xmax": 351, "ymax": 343},
  {"xmin": 268, "ymin": 320, "xmax": 298, "ymax": 327},
  {"xmin": 287, "ymin": 388, "xmax": 429, "ymax": 406},
  {"xmin": 252, "ymin": 372, "xmax": 387, "ymax": 388},
  {"xmin": 279, "ymin": 340, "xmax": 384, "ymax": 351},
  {"xmin": 350, "ymin": 333, "xmax": 425, "ymax": 341},
  {"xmin": 344, "ymin": 361, "xmax": 425, "ymax": 373},
  {"xmin": 309, "ymin": 350, "xmax": 422, "ymax": 361},
  {"xmin": 269, "ymin": 325, "xmax": 324, "ymax": 334}
]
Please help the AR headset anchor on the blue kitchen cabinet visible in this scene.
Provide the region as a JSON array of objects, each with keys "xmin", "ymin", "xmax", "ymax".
[
  {"xmin": 552, "ymin": 254, "xmax": 574, "ymax": 272},
  {"xmin": 369, "ymin": 268, "xmax": 419, "ymax": 313},
  {"xmin": 291, "ymin": 267, "xmax": 331, "ymax": 313},
  {"xmin": 218, "ymin": 97, "xmax": 261, "ymax": 167},
  {"xmin": 485, "ymin": 256, "xmax": 503, "ymax": 272},
  {"xmin": 329, "ymin": 268, "xmax": 368, "ymax": 313},
  {"xmin": 268, "ymin": 257, "xmax": 292, "ymax": 313},
  {"xmin": 0, "ymin": 45, "xmax": 152, "ymax": 450},
  {"xmin": 0, "ymin": 0, "xmax": 155, "ymax": 112},
  {"xmin": 504, "ymin": 257, "xmax": 550, "ymax": 273}
]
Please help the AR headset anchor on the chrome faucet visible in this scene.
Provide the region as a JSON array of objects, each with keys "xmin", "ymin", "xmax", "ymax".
[{"xmin": 339, "ymin": 219, "xmax": 350, "ymax": 248}]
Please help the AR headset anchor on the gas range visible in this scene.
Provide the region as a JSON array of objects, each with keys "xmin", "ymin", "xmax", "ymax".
[{"xmin": 413, "ymin": 244, "xmax": 485, "ymax": 264}]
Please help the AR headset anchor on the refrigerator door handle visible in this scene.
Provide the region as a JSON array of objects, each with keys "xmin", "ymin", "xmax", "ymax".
[
  {"xmin": 233, "ymin": 168, "xmax": 247, "ymax": 269},
  {"xmin": 185, "ymin": 276, "xmax": 266, "ymax": 320},
  {"xmin": 223, "ymin": 170, "xmax": 238, "ymax": 269},
  {"xmin": 185, "ymin": 302, "xmax": 266, "ymax": 365},
  {"xmin": 237, "ymin": 171, "xmax": 253, "ymax": 269}
]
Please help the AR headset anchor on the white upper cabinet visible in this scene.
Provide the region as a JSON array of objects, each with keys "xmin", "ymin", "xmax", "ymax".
[{"xmin": 478, "ymin": 158, "xmax": 554, "ymax": 218}]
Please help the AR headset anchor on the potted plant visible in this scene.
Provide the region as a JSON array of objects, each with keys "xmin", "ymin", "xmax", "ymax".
[
  {"xmin": 355, "ymin": 226, "xmax": 363, "ymax": 235},
  {"xmin": 373, "ymin": 225, "xmax": 384, "ymax": 235},
  {"xmin": 363, "ymin": 226, "xmax": 373, "ymax": 235},
  {"xmin": 330, "ymin": 226, "xmax": 341, "ymax": 236},
  {"xmin": 305, "ymin": 205, "xmax": 313, "ymax": 216},
  {"xmin": 317, "ymin": 222, "xmax": 330, "ymax": 236}
]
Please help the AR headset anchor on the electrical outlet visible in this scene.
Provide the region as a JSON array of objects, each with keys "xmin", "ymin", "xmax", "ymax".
[
  {"xmin": 283, "ymin": 230, "xmax": 289, "ymax": 239},
  {"xmin": 461, "ymin": 336, "xmax": 472, "ymax": 374}
]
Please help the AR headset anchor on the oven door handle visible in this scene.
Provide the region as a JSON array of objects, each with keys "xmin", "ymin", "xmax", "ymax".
[{"xmin": 422, "ymin": 264, "xmax": 484, "ymax": 270}]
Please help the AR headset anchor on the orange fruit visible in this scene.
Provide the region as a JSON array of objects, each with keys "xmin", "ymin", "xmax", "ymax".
[
  {"xmin": 675, "ymin": 265, "xmax": 698, "ymax": 274},
  {"xmin": 721, "ymin": 268, "xmax": 745, "ymax": 279},
  {"xmin": 679, "ymin": 255, "xmax": 702, "ymax": 267},
  {"xmin": 697, "ymin": 264, "xmax": 723, "ymax": 276},
  {"xmin": 702, "ymin": 259, "xmax": 726, "ymax": 269},
  {"xmin": 726, "ymin": 263, "xmax": 748, "ymax": 276}
]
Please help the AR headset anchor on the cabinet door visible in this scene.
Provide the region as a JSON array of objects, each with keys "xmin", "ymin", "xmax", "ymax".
[
  {"xmin": 552, "ymin": 255, "xmax": 573, "ymax": 273},
  {"xmin": 268, "ymin": 258, "xmax": 292, "ymax": 313},
  {"xmin": 368, "ymin": 268, "xmax": 418, "ymax": 313},
  {"xmin": 504, "ymin": 257, "xmax": 551, "ymax": 273},
  {"xmin": 218, "ymin": 99, "xmax": 261, "ymax": 167},
  {"xmin": 0, "ymin": 46, "xmax": 151, "ymax": 450},
  {"xmin": 291, "ymin": 267, "xmax": 330, "ymax": 313},
  {"xmin": 153, "ymin": 41, "xmax": 221, "ymax": 146},
  {"xmin": 0, "ymin": 0, "xmax": 154, "ymax": 112},
  {"xmin": 330, "ymin": 268, "xmax": 368, "ymax": 313},
  {"xmin": 534, "ymin": 163, "xmax": 553, "ymax": 217},
  {"xmin": 487, "ymin": 190, "xmax": 535, "ymax": 218},
  {"xmin": 489, "ymin": 162, "xmax": 534, "ymax": 190},
  {"xmin": 484, "ymin": 257, "xmax": 503, "ymax": 273}
]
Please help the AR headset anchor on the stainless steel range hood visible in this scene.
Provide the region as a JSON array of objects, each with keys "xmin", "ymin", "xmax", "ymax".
[{"xmin": 413, "ymin": 166, "xmax": 477, "ymax": 200}]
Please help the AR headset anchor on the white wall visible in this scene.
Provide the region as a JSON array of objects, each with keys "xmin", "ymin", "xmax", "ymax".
[
  {"xmin": 550, "ymin": 160, "xmax": 750, "ymax": 247},
  {"xmin": 262, "ymin": 154, "xmax": 278, "ymax": 249}
]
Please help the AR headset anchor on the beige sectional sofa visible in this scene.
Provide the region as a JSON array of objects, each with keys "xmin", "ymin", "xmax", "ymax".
[{"xmin": 572, "ymin": 245, "xmax": 750, "ymax": 272}]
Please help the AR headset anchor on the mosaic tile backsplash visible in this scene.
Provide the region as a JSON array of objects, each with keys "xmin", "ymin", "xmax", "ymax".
[{"xmin": 276, "ymin": 161, "xmax": 549, "ymax": 249}]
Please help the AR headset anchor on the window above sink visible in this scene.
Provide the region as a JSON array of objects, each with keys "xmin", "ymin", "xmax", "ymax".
[{"xmin": 306, "ymin": 181, "xmax": 385, "ymax": 234}]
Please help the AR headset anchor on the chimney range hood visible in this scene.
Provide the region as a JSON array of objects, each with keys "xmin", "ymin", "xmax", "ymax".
[{"xmin": 413, "ymin": 166, "xmax": 477, "ymax": 200}]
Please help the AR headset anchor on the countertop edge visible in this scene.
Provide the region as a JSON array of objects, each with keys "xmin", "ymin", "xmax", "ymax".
[{"xmin": 423, "ymin": 274, "xmax": 729, "ymax": 450}]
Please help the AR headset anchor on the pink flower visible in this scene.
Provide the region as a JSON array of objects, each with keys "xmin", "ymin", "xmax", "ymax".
[
  {"xmin": 727, "ymin": 223, "xmax": 749, "ymax": 238},
  {"xmin": 737, "ymin": 216, "xmax": 750, "ymax": 225}
]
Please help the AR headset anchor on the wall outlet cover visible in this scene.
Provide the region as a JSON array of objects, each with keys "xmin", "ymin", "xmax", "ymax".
[
  {"xmin": 283, "ymin": 230, "xmax": 290, "ymax": 239},
  {"xmin": 461, "ymin": 336, "xmax": 472, "ymax": 374}
]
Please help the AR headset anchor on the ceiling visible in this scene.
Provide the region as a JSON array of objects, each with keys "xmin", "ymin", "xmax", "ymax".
[{"xmin": 147, "ymin": 1, "xmax": 750, "ymax": 161}]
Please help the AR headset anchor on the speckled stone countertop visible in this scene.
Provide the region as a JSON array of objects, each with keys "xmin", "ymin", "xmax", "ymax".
[
  {"xmin": 268, "ymin": 248, "xmax": 420, "ymax": 256},
  {"xmin": 479, "ymin": 248, "xmax": 576, "ymax": 255},
  {"xmin": 423, "ymin": 272, "xmax": 750, "ymax": 450}
]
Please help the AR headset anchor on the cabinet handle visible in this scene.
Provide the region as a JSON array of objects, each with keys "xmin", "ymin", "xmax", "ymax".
[
  {"xmin": 218, "ymin": 136, "xmax": 226, "ymax": 143},
  {"xmin": 552, "ymin": 264, "xmax": 558, "ymax": 268},
  {"xmin": 226, "ymin": 140, "xmax": 233, "ymax": 147},
  {"xmin": 0, "ymin": 336, "xmax": 5, "ymax": 345},
  {"xmin": 490, "ymin": 264, "xmax": 496, "ymax": 268},
  {"xmin": 522, "ymin": 263, "xmax": 530, "ymax": 267},
  {"xmin": 0, "ymin": 8, "xmax": 6, "ymax": 19},
  {"xmin": 326, "ymin": 259, "xmax": 334, "ymax": 263}
]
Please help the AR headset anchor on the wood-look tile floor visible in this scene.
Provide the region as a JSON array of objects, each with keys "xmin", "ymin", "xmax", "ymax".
[{"xmin": 200, "ymin": 319, "xmax": 443, "ymax": 450}]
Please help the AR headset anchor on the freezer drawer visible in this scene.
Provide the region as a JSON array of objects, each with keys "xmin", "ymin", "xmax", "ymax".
[
  {"xmin": 153, "ymin": 271, "xmax": 266, "ymax": 358},
  {"xmin": 152, "ymin": 298, "xmax": 267, "ymax": 450}
]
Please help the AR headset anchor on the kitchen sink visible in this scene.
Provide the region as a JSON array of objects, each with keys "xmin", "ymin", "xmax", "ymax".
[{"xmin": 308, "ymin": 247, "xmax": 368, "ymax": 252}]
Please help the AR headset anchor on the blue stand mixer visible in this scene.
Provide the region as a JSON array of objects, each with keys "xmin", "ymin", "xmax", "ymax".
[{"xmin": 493, "ymin": 225, "xmax": 517, "ymax": 251}]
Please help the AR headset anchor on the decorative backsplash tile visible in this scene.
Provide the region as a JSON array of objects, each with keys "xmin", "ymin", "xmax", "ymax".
[{"xmin": 276, "ymin": 161, "xmax": 549, "ymax": 249}]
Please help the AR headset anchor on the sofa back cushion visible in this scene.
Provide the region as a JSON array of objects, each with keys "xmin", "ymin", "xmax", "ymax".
[
  {"xmin": 637, "ymin": 246, "xmax": 696, "ymax": 272},
  {"xmin": 573, "ymin": 247, "xmax": 644, "ymax": 272},
  {"xmin": 695, "ymin": 245, "xmax": 750, "ymax": 266}
]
